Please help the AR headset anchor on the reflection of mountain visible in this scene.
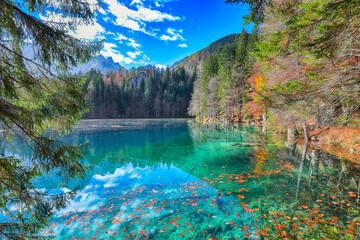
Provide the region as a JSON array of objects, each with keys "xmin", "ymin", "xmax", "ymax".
[
  {"xmin": 32, "ymin": 120, "xmax": 191, "ymax": 190},
  {"xmin": 4, "ymin": 120, "xmax": 260, "ymax": 194},
  {"xmin": 41, "ymin": 121, "xmax": 264, "ymax": 239},
  {"xmin": 7, "ymin": 120, "xmax": 350, "ymax": 200},
  {"xmin": 38, "ymin": 122, "xmax": 262, "ymax": 196},
  {"xmin": 5, "ymin": 120, "xmax": 358, "ymax": 239}
]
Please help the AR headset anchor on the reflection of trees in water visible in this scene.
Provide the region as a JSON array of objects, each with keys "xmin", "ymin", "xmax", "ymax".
[
  {"xmin": 2, "ymin": 123, "xmax": 358, "ymax": 239},
  {"xmin": 0, "ymin": 133, "xmax": 90, "ymax": 239},
  {"xmin": 57, "ymin": 124, "xmax": 265, "ymax": 200},
  {"xmin": 255, "ymin": 140, "xmax": 360, "ymax": 239}
]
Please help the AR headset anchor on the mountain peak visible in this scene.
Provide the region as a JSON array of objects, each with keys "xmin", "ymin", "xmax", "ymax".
[{"xmin": 71, "ymin": 55, "xmax": 122, "ymax": 74}]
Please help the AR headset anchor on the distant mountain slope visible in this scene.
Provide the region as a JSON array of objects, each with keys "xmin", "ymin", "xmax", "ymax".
[
  {"xmin": 70, "ymin": 55, "xmax": 123, "ymax": 75},
  {"xmin": 21, "ymin": 44, "xmax": 122, "ymax": 75},
  {"xmin": 171, "ymin": 34, "xmax": 239, "ymax": 72}
]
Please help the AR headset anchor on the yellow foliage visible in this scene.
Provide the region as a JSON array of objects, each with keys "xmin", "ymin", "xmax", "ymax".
[{"xmin": 255, "ymin": 75, "xmax": 265, "ymax": 91}]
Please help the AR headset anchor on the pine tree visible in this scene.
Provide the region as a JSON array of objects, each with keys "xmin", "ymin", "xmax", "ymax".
[
  {"xmin": 201, "ymin": 54, "xmax": 219, "ymax": 95},
  {"xmin": 244, "ymin": 26, "xmax": 260, "ymax": 72},
  {"xmin": 0, "ymin": 0, "xmax": 101, "ymax": 239},
  {"xmin": 144, "ymin": 75, "xmax": 152, "ymax": 117},
  {"xmin": 217, "ymin": 43, "xmax": 236, "ymax": 115},
  {"xmin": 225, "ymin": 0, "xmax": 268, "ymax": 24},
  {"xmin": 235, "ymin": 28, "xmax": 249, "ymax": 68}
]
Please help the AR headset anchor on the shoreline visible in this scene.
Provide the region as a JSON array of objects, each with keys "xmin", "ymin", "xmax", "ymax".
[{"xmin": 191, "ymin": 116, "xmax": 360, "ymax": 163}]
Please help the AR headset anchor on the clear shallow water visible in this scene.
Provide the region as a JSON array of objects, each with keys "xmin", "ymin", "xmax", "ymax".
[{"xmin": 2, "ymin": 119, "xmax": 360, "ymax": 239}]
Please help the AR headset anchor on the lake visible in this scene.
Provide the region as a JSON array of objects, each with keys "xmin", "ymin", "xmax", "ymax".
[{"xmin": 2, "ymin": 119, "xmax": 360, "ymax": 239}]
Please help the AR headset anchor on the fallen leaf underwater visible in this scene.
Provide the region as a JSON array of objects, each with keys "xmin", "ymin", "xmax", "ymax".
[{"xmin": 16, "ymin": 120, "xmax": 359, "ymax": 239}]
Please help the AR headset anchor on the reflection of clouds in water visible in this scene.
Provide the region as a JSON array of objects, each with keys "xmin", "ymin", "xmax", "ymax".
[
  {"xmin": 50, "ymin": 191, "xmax": 102, "ymax": 238},
  {"xmin": 53, "ymin": 164, "xmax": 141, "ymax": 219},
  {"xmin": 35, "ymin": 188, "xmax": 47, "ymax": 193},
  {"xmin": 129, "ymin": 172, "xmax": 142, "ymax": 179},
  {"xmin": 129, "ymin": 199, "xmax": 142, "ymax": 208},
  {"xmin": 93, "ymin": 164, "xmax": 136, "ymax": 188},
  {"xmin": 163, "ymin": 188, "xmax": 177, "ymax": 195},
  {"xmin": 120, "ymin": 205, "xmax": 127, "ymax": 211},
  {"xmin": 47, "ymin": 161, "xmax": 259, "ymax": 239},
  {"xmin": 93, "ymin": 167, "xmax": 129, "ymax": 181},
  {"xmin": 57, "ymin": 192, "xmax": 100, "ymax": 215},
  {"xmin": 104, "ymin": 182, "xmax": 118, "ymax": 188},
  {"xmin": 9, "ymin": 203, "xmax": 22, "ymax": 212},
  {"xmin": 83, "ymin": 185, "xmax": 94, "ymax": 191},
  {"xmin": 61, "ymin": 187, "xmax": 72, "ymax": 193}
]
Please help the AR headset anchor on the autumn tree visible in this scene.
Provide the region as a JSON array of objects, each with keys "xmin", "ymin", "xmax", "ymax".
[{"xmin": 229, "ymin": 0, "xmax": 360, "ymax": 135}]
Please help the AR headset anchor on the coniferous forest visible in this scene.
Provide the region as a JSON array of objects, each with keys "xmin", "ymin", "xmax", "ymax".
[
  {"xmin": 83, "ymin": 66, "xmax": 196, "ymax": 118},
  {"xmin": 81, "ymin": 28, "xmax": 258, "ymax": 120},
  {"xmin": 189, "ymin": 28, "xmax": 259, "ymax": 120}
]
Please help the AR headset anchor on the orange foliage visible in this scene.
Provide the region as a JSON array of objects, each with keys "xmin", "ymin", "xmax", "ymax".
[
  {"xmin": 103, "ymin": 77, "xmax": 111, "ymax": 84},
  {"xmin": 311, "ymin": 127, "xmax": 360, "ymax": 155},
  {"xmin": 242, "ymin": 72, "xmax": 267, "ymax": 122},
  {"xmin": 254, "ymin": 75, "xmax": 265, "ymax": 91}
]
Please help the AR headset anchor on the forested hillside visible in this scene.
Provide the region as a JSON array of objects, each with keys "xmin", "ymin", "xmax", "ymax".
[
  {"xmin": 172, "ymin": 34, "xmax": 240, "ymax": 72},
  {"xmin": 82, "ymin": 66, "xmax": 196, "ymax": 118},
  {"xmin": 81, "ymin": 34, "xmax": 243, "ymax": 119},
  {"xmin": 189, "ymin": 28, "xmax": 259, "ymax": 121}
]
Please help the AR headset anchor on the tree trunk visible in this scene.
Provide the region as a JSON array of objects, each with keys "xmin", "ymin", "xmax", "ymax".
[
  {"xmin": 262, "ymin": 114, "xmax": 267, "ymax": 133},
  {"xmin": 287, "ymin": 127, "xmax": 295, "ymax": 142},
  {"xmin": 303, "ymin": 119, "xmax": 309, "ymax": 141},
  {"xmin": 296, "ymin": 143, "xmax": 308, "ymax": 200}
]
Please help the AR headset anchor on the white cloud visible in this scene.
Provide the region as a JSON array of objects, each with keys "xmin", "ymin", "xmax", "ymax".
[
  {"xmin": 40, "ymin": 13, "xmax": 105, "ymax": 41},
  {"xmin": 35, "ymin": 188, "xmax": 47, "ymax": 193},
  {"xmin": 135, "ymin": 60, "xmax": 148, "ymax": 65},
  {"xmin": 71, "ymin": 21, "xmax": 105, "ymax": 40},
  {"xmin": 100, "ymin": 42, "xmax": 133, "ymax": 64},
  {"xmin": 114, "ymin": 33, "xmax": 128, "ymax": 42},
  {"xmin": 130, "ymin": 0, "xmax": 142, "ymax": 5},
  {"xmin": 127, "ymin": 38, "xmax": 142, "ymax": 49},
  {"xmin": 143, "ymin": 55, "xmax": 150, "ymax": 61},
  {"xmin": 178, "ymin": 43, "xmax": 188, "ymax": 48},
  {"xmin": 155, "ymin": 64, "xmax": 167, "ymax": 69},
  {"xmin": 103, "ymin": 0, "xmax": 180, "ymax": 34},
  {"xmin": 61, "ymin": 188, "xmax": 72, "ymax": 193},
  {"xmin": 136, "ymin": 6, "xmax": 179, "ymax": 22},
  {"xmin": 103, "ymin": 16, "xmax": 111, "ymax": 22},
  {"xmin": 98, "ymin": 7, "xmax": 107, "ymax": 15},
  {"xmin": 113, "ymin": 35, "xmax": 142, "ymax": 52},
  {"xmin": 93, "ymin": 165, "xmax": 138, "ymax": 188},
  {"xmin": 127, "ymin": 50, "xmax": 142, "ymax": 59},
  {"xmin": 160, "ymin": 28, "xmax": 184, "ymax": 41}
]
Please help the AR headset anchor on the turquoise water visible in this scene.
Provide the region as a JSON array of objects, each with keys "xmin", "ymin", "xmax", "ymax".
[
  {"xmin": 2, "ymin": 119, "xmax": 360, "ymax": 239},
  {"xmin": 41, "ymin": 120, "xmax": 261, "ymax": 239}
]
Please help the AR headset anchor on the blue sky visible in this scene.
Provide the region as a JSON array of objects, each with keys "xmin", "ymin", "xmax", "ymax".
[{"xmin": 41, "ymin": 0, "xmax": 251, "ymax": 68}]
